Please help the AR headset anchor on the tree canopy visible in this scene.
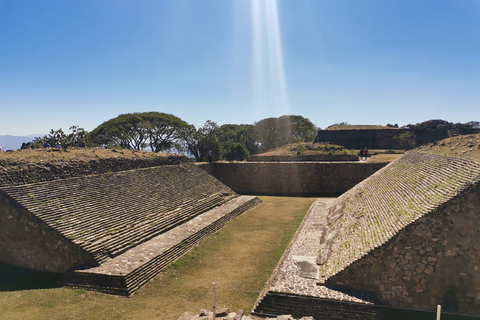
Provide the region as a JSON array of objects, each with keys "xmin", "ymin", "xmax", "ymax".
[
  {"xmin": 88, "ymin": 112, "xmax": 188, "ymax": 152},
  {"xmin": 218, "ymin": 124, "xmax": 258, "ymax": 160},
  {"xmin": 254, "ymin": 115, "xmax": 316, "ymax": 152},
  {"xmin": 178, "ymin": 121, "xmax": 221, "ymax": 161}
]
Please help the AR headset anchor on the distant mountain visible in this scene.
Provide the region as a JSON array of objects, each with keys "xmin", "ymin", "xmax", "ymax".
[{"xmin": 0, "ymin": 135, "xmax": 35, "ymax": 151}]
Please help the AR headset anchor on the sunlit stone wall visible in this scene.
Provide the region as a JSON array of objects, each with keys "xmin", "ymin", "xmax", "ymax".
[
  {"xmin": 327, "ymin": 186, "xmax": 480, "ymax": 315},
  {"xmin": 199, "ymin": 162, "xmax": 388, "ymax": 195}
]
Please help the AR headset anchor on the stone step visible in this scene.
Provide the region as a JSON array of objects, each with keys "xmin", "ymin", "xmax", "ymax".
[{"xmin": 61, "ymin": 196, "xmax": 262, "ymax": 295}]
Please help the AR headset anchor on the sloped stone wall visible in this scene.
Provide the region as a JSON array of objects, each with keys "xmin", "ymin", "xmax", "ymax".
[
  {"xmin": 327, "ymin": 186, "xmax": 480, "ymax": 314},
  {"xmin": 199, "ymin": 162, "xmax": 388, "ymax": 195},
  {"xmin": 0, "ymin": 163, "xmax": 237, "ymax": 272},
  {"xmin": 0, "ymin": 190, "xmax": 96, "ymax": 272},
  {"xmin": 1, "ymin": 164, "xmax": 235, "ymax": 266},
  {"xmin": 0, "ymin": 154, "xmax": 187, "ymax": 187},
  {"xmin": 317, "ymin": 152, "xmax": 480, "ymax": 282}
]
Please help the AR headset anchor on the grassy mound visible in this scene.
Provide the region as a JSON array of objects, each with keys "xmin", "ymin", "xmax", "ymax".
[
  {"xmin": 325, "ymin": 124, "xmax": 397, "ymax": 130},
  {"xmin": 257, "ymin": 143, "xmax": 357, "ymax": 157},
  {"xmin": 0, "ymin": 148, "xmax": 182, "ymax": 165},
  {"xmin": 415, "ymin": 133, "xmax": 480, "ymax": 163}
]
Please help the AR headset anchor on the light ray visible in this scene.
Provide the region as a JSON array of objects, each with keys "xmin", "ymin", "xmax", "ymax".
[{"xmin": 251, "ymin": 0, "xmax": 289, "ymax": 118}]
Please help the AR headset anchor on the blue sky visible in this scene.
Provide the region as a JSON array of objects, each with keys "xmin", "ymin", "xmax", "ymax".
[{"xmin": 0, "ymin": 0, "xmax": 479, "ymax": 136}]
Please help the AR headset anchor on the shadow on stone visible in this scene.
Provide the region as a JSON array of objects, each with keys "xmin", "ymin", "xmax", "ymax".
[{"xmin": 0, "ymin": 262, "xmax": 63, "ymax": 291}]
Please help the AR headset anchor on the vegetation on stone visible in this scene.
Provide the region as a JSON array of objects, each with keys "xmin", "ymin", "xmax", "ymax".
[
  {"xmin": 256, "ymin": 142, "xmax": 356, "ymax": 157},
  {"xmin": 415, "ymin": 133, "xmax": 480, "ymax": 163},
  {"xmin": 0, "ymin": 148, "xmax": 187, "ymax": 187},
  {"xmin": 2, "ymin": 163, "xmax": 236, "ymax": 263},
  {"xmin": 317, "ymin": 150, "xmax": 480, "ymax": 281}
]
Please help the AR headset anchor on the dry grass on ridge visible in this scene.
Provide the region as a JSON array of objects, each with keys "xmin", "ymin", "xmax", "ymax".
[
  {"xmin": 0, "ymin": 148, "xmax": 179, "ymax": 164},
  {"xmin": 415, "ymin": 133, "xmax": 480, "ymax": 164},
  {"xmin": 256, "ymin": 142, "xmax": 357, "ymax": 157},
  {"xmin": 0, "ymin": 196, "xmax": 316, "ymax": 320},
  {"xmin": 325, "ymin": 124, "xmax": 396, "ymax": 130}
]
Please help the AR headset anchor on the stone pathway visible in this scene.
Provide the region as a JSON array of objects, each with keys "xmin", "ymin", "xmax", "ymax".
[{"xmin": 257, "ymin": 198, "xmax": 376, "ymax": 305}]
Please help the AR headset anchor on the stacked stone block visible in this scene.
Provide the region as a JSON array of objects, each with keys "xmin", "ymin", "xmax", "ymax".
[
  {"xmin": 317, "ymin": 151, "xmax": 480, "ymax": 314},
  {"xmin": 1, "ymin": 164, "xmax": 237, "ymax": 271},
  {"xmin": 0, "ymin": 153, "xmax": 186, "ymax": 187}
]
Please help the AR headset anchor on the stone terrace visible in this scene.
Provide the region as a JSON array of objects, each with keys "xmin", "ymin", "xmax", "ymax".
[
  {"xmin": 62, "ymin": 195, "xmax": 261, "ymax": 295},
  {"xmin": 1, "ymin": 163, "xmax": 237, "ymax": 263},
  {"xmin": 317, "ymin": 151, "xmax": 480, "ymax": 282}
]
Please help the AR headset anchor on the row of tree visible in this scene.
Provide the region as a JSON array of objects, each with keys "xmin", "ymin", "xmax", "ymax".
[{"xmin": 32, "ymin": 112, "xmax": 318, "ymax": 161}]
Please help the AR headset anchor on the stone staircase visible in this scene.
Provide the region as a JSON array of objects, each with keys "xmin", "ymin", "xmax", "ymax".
[
  {"xmin": 1, "ymin": 163, "xmax": 262, "ymax": 294},
  {"xmin": 317, "ymin": 151, "xmax": 480, "ymax": 282},
  {"xmin": 61, "ymin": 196, "xmax": 262, "ymax": 295},
  {"xmin": 3, "ymin": 164, "xmax": 236, "ymax": 263}
]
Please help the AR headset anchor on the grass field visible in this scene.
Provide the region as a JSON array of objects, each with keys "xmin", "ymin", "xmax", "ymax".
[{"xmin": 0, "ymin": 196, "xmax": 315, "ymax": 320}]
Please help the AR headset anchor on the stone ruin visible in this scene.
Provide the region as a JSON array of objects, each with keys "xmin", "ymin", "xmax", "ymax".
[
  {"xmin": 254, "ymin": 150, "xmax": 480, "ymax": 318},
  {"xmin": 0, "ymin": 162, "xmax": 261, "ymax": 295}
]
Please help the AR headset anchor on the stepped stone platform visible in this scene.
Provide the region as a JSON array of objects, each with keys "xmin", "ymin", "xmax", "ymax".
[
  {"xmin": 0, "ymin": 163, "xmax": 262, "ymax": 295},
  {"xmin": 254, "ymin": 151, "xmax": 480, "ymax": 318},
  {"xmin": 62, "ymin": 195, "xmax": 261, "ymax": 295}
]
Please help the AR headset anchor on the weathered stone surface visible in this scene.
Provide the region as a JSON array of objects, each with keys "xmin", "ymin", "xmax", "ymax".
[
  {"xmin": 319, "ymin": 151, "xmax": 480, "ymax": 315},
  {"xmin": 234, "ymin": 309, "xmax": 244, "ymax": 320},
  {"xmin": 215, "ymin": 308, "xmax": 230, "ymax": 317},
  {"xmin": 199, "ymin": 162, "xmax": 388, "ymax": 196}
]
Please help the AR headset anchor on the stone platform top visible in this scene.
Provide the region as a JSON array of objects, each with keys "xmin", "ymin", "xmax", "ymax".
[
  {"xmin": 256, "ymin": 198, "xmax": 376, "ymax": 305},
  {"xmin": 317, "ymin": 151, "xmax": 480, "ymax": 282},
  {"xmin": 1, "ymin": 163, "xmax": 236, "ymax": 263}
]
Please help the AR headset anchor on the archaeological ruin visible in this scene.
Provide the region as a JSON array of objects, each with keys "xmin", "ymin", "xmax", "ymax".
[
  {"xmin": 2, "ymin": 139, "xmax": 480, "ymax": 319},
  {"xmin": 253, "ymin": 150, "xmax": 480, "ymax": 319},
  {"xmin": 0, "ymin": 160, "xmax": 261, "ymax": 295}
]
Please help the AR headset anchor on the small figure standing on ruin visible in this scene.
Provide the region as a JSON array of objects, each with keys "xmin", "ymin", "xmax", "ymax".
[
  {"xmin": 207, "ymin": 150, "xmax": 213, "ymax": 163},
  {"xmin": 363, "ymin": 147, "xmax": 369, "ymax": 161},
  {"xmin": 55, "ymin": 142, "xmax": 61, "ymax": 149},
  {"xmin": 43, "ymin": 140, "xmax": 51, "ymax": 148},
  {"xmin": 359, "ymin": 148, "xmax": 364, "ymax": 161}
]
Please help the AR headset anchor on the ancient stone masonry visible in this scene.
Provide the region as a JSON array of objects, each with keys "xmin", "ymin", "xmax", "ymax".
[
  {"xmin": 254, "ymin": 151, "xmax": 480, "ymax": 318},
  {"xmin": 0, "ymin": 164, "xmax": 237, "ymax": 272},
  {"xmin": 313, "ymin": 129, "xmax": 416, "ymax": 150},
  {"xmin": 0, "ymin": 161, "xmax": 262, "ymax": 294},
  {"xmin": 199, "ymin": 162, "xmax": 388, "ymax": 196},
  {"xmin": 317, "ymin": 151, "xmax": 480, "ymax": 315},
  {"xmin": 0, "ymin": 153, "xmax": 187, "ymax": 187}
]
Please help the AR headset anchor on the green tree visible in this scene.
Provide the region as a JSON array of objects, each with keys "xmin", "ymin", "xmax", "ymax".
[
  {"xmin": 32, "ymin": 126, "xmax": 89, "ymax": 149},
  {"xmin": 218, "ymin": 124, "xmax": 258, "ymax": 160},
  {"xmin": 89, "ymin": 112, "xmax": 188, "ymax": 152},
  {"xmin": 254, "ymin": 115, "xmax": 317, "ymax": 152},
  {"xmin": 279, "ymin": 115, "xmax": 317, "ymax": 142},
  {"xmin": 198, "ymin": 120, "xmax": 221, "ymax": 161},
  {"xmin": 177, "ymin": 121, "xmax": 221, "ymax": 161},
  {"xmin": 394, "ymin": 131, "xmax": 414, "ymax": 150},
  {"xmin": 178, "ymin": 124, "xmax": 201, "ymax": 161}
]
